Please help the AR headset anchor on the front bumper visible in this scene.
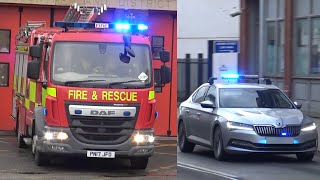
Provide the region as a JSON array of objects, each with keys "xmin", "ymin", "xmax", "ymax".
[
  {"xmin": 36, "ymin": 127, "xmax": 154, "ymax": 158},
  {"xmin": 222, "ymin": 127, "xmax": 318, "ymax": 154}
]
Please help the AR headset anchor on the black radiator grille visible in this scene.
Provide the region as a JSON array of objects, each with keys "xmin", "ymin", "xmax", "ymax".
[
  {"xmin": 253, "ymin": 125, "xmax": 301, "ymax": 137},
  {"xmin": 66, "ymin": 103, "xmax": 139, "ymax": 145}
]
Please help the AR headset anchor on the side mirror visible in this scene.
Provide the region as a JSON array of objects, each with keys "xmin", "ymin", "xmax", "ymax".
[
  {"xmin": 159, "ymin": 50, "xmax": 170, "ymax": 63},
  {"xmin": 27, "ymin": 60, "xmax": 40, "ymax": 80},
  {"xmin": 294, "ymin": 101, "xmax": 302, "ymax": 109},
  {"xmin": 200, "ymin": 100, "xmax": 216, "ymax": 108},
  {"xmin": 29, "ymin": 45, "xmax": 42, "ymax": 58},
  {"xmin": 125, "ymin": 46, "xmax": 135, "ymax": 57},
  {"xmin": 119, "ymin": 53, "xmax": 130, "ymax": 63},
  {"xmin": 160, "ymin": 65, "xmax": 171, "ymax": 84}
]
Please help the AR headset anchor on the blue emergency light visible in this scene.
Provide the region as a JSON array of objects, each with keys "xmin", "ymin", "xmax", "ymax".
[
  {"xmin": 54, "ymin": 21, "xmax": 148, "ymax": 33},
  {"xmin": 221, "ymin": 74, "xmax": 239, "ymax": 79}
]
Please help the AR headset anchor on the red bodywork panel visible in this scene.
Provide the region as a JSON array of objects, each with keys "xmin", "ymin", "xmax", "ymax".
[
  {"xmin": 43, "ymin": 32, "xmax": 155, "ymax": 130},
  {"xmin": 45, "ymin": 86, "xmax": 156, "ymax": 130}
]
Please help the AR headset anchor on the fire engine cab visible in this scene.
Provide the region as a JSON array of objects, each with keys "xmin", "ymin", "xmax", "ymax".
[{"xmin": 12, "ymin": 4, "xmax": 171, "ymax": 169}]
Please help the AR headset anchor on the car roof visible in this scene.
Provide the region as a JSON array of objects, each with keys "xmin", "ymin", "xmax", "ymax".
[{"xmin": 202, "ymin": 83, "xmax": 279, "ymax": 89}]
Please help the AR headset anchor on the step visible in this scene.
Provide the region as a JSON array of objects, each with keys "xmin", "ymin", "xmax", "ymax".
[{"xmin": 23, "ymin": 138, "xmax": 32, "ymax": 145}]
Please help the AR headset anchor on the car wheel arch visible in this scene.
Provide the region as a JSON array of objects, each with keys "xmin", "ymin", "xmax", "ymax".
[{"xmin": 211, "ymin": 122, "xmax": 221, "ymax": 147}]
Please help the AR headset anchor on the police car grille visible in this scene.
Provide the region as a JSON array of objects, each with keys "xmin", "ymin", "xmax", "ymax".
[
  {"xmin": 69, "ymin": 116, "xmax": 136, "ymax": 145},
  {"xmin": 253, "ymin": 126, "xmax": 301, "ymax": 137}
]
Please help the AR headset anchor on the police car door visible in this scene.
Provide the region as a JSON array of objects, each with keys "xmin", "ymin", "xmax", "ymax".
[
  {"xmin": 198, "ymin": 86, "xmax": 218, "ymax": 145},
  {"xmin": 188, "ymin": 86, "xmax": 209, "ymax": 143}
]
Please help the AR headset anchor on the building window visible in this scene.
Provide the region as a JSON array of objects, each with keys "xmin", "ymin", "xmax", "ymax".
[
  {"xmin": 311, "ymin": 18, "xmax": 320, "ymax": 74},
  {"xmin": 0, "ymin": 30, "xmax": 10, "ymax": 53},
  {"xmin": 266, "ymin": 22, "xmax": 277, "ymax": 75},
  {"xmin": 294, "ymin": 19, "xmax": 309, "ymax": 76},
  {"xmin": 0, "ymin": 63, "xmax": 9, "ymax": 87},
  {"xmin": 152, "ymin": 36, "xmax": 164, "ymax": 60},
  {"xmin": 264, "ymin": 0, "xmax": 284, "ymax": 76}
]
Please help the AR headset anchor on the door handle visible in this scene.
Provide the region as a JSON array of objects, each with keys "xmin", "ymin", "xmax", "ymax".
[
  {"xmin": 197, "ymin": 113, "xmax": 201, "ymax": 116},
  {"xmin": 186, "ymin": 110, "xmax": 189, "ymax": 113}
]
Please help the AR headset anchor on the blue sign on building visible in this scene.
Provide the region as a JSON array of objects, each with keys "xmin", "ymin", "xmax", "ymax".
[{"xmin": 214, "ymin": 41, "xmax": 239, "ymax": 53}]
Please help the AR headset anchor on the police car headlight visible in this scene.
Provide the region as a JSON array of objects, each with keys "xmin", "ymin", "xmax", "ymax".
[
  {"xmin": 133, "ymin": 133, "xmax": 154, "ymax": 144},
  {"xmin": 301, "ymin": 123, "xmax": 317, "ymax": 132},
  {"xmin": 227, "ymin": 121, "xmax": 254, "ymax": 131},
  {"xmin": 44, "ymin": 131, "xmax": 68, "ymax": 141}
]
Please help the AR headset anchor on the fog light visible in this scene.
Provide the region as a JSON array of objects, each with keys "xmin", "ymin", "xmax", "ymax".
[
  {"xmin": 44, "ymin": 132, "xmax": 53, "ymax": 140},
  {"xmin": 57, "ymin": 132, "xmax": 68, "ymax": 140}
]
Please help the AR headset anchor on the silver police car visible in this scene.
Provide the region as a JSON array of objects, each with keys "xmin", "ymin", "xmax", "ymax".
[{"xmin": 178, "ymin": 75, "xmax": 318, "ymax": 161}]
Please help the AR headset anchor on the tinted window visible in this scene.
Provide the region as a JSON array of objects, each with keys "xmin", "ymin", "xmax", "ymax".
[
  {"xmin": 193, "ymin": 86, "xmax": 208, "ymax": 103},
  {"xmin": 219, "ymin": 88, "xmax": 294, "ymax": 108},
  {"xmin": 205, "ymin": 86, "xmax": 216, "ymax": 103}
]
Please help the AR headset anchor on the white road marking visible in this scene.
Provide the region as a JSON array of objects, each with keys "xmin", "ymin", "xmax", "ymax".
[
  {"xmin": 0, "ymin": 140, "xmax": 9, "ymax": 144},
  {"xmin": 178, "ymin": 163, "xmax": 239, "ymax": 180}
]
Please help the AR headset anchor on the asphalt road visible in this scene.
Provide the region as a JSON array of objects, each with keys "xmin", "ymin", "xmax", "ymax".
[
  {"xmin": 0, "ymin": 134, "xmax": 176, "ymax": 180},
  {"xmin": 178, "ymin": 146, "xmax": 320, "ymax": 180}
]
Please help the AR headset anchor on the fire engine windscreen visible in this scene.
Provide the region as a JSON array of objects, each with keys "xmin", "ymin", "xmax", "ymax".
[{"xmin": 51, "ymin": 42, "xmax": 152, "ymax": 88}]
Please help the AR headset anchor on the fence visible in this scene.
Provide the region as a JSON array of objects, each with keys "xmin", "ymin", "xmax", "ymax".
[{"xmin": 178, "ymin": 53, "xmax": 208, "ymax": 103}]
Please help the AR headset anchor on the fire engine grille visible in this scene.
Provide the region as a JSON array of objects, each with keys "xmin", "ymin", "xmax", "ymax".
[
  {"xmin": 253, "ymin": 125, "xmax": 301, "ymax": 137},
  {"xmin": 66, "ymin": 103, "xmax": 139, "ymax": 145}
]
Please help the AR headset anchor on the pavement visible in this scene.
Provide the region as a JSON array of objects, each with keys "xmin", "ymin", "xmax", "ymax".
[
  {"xmin": 177, "ymin": 111, "xmax": 320, "ymax": 180},
  {"xmin": 0, "ymin": 135, "xmax": 177, "ymax": 180}
]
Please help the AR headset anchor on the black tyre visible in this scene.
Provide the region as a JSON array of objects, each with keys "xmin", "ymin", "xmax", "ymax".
[
  {"xmin": 34, "ymin": 149, "xmax": 49, "ymax": 166},
  {"xmin": 178, "ymin": 121, "xmax": 195, "ymax": 153},
  {"xmin": 213, "ymin": 127, "xmax": 227, "ymax": 160},
  {"xmin": 130, "ymin": 157, "xmax": 149, "ymax": 170},
  {"xmin": 296, "ymin": 152, "xmax": 315, "ymax": 162},
  {"xmin": 17, "ymin": 113, "xmax": 27, "ymax": 148}
]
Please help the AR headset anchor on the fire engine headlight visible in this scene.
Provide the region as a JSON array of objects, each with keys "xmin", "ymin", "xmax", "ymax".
[
  {"xmin": 133, "ymin": 133, "xmax": 155, "ymax": 144},
  {"xmin": 44, "ymin": 132, "xmax": 54, "ymax": 140},
  {"xmin": 44, "ymin": 131, "xmax": 68, "ymax": 141}
]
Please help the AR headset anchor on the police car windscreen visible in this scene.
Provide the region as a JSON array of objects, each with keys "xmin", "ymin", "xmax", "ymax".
[
  {"xmin": 51, "ymin": 42, "xmax": 152, "ymax": 87},
  {"xmin": 219, "ymin": 88, "xmax": 294, "ymax": 108}
]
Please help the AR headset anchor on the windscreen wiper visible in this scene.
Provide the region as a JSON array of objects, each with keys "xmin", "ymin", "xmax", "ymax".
[
  {"xmin": 63, "ymin": 80, "xmax": 107, "ymax": 86},
  {"xmin": 108, "ymin": 80, "xmax": 143, "ymax": 88}
]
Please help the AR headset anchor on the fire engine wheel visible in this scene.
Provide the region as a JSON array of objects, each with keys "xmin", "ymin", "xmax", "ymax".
[
  {"xmin": 17, "ymin": 113, "xmax": 27, "ymax": 149},
  {"xmin": 34, "ymin": 148, "xmax": 49, "ymax": 166},
  {"xmin": 130, "ymin": 157, "xmax": 149, "ymax": 170}
]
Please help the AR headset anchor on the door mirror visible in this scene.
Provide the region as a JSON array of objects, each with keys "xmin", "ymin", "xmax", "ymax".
[
  {"xmin": 29, "ymin": 45, "xmax": 42, "ymax": 58},
  {"xmin": 27, "ymin": 60, "xmax": 40, "ymax": 80},
  {"xmin": 159, "ymin": 50, "xmax": 170, "ymax": 63},
  {"xmin": 160, "ymin": 65, "xmax": 171, "ymax": 84},
  {"xmin": 200, "ymin": 100, "xmax": 216, "ymax": 108},
  {"xmin": 294, "ymin": 101, "xmax": 302, "ymax": 109},
  {"xmin": 119, "ymin": 53, "xmax": 131, "ymax": 63}
]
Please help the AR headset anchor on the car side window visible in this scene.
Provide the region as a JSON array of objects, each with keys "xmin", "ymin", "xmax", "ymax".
[
  {"xmin": 204, "ymin": 86, "xmax": 216, "ymax": 103},
  {"xmin": 193, "ymin": 86, "xmax": 209, "ymax": 103}
]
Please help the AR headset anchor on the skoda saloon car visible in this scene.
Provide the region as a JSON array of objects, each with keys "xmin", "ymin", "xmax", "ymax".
[{"xmin": 178, "ymin": 76, "xmax": 318, "ymax": 161}]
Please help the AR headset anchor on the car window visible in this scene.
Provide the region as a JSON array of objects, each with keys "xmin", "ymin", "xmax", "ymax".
[
  {"xmin": 204, "ymin": 86, "xmax": 216, "ymax": 103},
  {"xmin": 193, "ymin": 86, "xmax": 208, "ymax": 103},
  {"xmin": 219, "ymin": 88, "xmax": 294, "ymax": 108}
]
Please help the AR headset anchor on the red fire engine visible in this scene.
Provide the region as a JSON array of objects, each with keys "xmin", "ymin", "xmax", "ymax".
[{"xmin": 12, "ymin": 4, "xmax": 171, "ymax": 169}]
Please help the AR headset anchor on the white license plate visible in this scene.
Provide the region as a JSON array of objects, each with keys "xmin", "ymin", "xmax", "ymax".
[
  {"xmin": 87, "ymin": 151, "xmax": 115, "ymax": 158},
  {"xmin": 265, "ymin": 137, "xmax": 294, "ymax": 144}
]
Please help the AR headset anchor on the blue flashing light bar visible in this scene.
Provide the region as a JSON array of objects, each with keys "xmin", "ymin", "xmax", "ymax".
[
  {"xmin": 54, "ymin": 21, "xmax": 148, "ymax": 33},
  {"xmin": 221, "ymin": 74, "xmax": 240, "ymax": 79},
  {"xmin": 138, "ymin": 24, "xmax": 148, "ymax": 31},
  {"xmin": 115, "ymin": 23, "xmax": 131, "ymax": 31}
]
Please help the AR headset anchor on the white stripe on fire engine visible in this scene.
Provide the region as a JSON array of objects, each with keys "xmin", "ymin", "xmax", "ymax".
[{"xmin": 68, "ymin": 105, "xmax": 136, "ymax": 117}]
